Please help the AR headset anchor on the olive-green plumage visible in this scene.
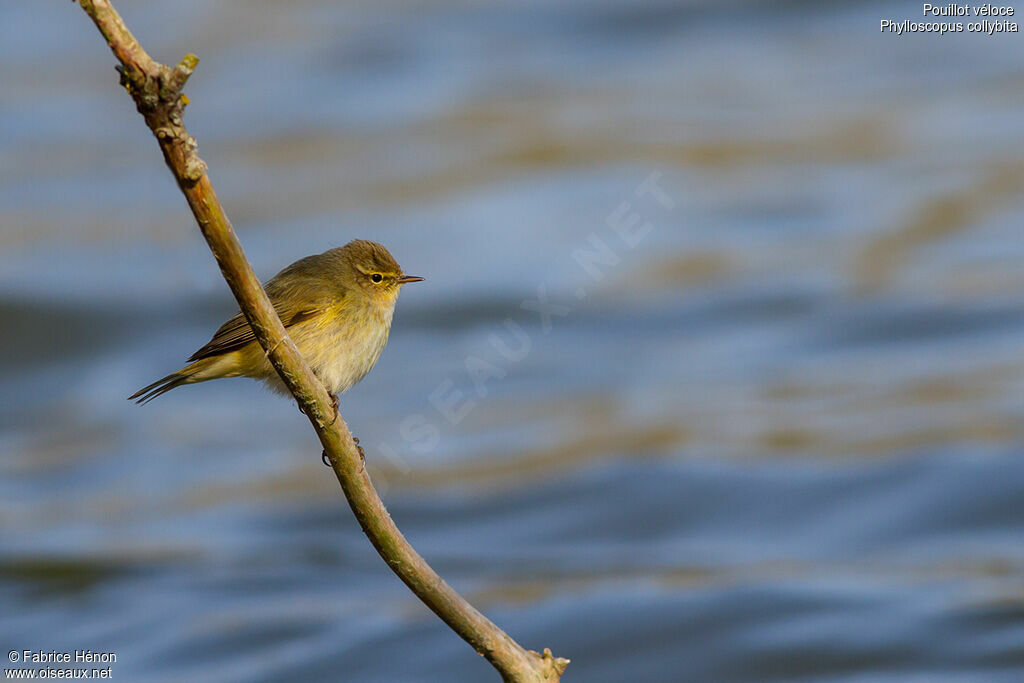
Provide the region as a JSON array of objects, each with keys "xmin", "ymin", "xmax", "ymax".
[{"xmin": 130, "ymin": 239, "xmax": 422, "ymax": 404}]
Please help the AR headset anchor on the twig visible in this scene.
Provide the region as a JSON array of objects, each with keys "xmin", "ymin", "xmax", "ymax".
[{"xmin": 74, "ymin": 2, "xmax": 569, "ymax": 680}]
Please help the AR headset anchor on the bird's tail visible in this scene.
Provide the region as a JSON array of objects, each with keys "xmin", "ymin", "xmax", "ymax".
[{"xmin": 129, "ymin": 362, "xmax": 207, "ymax": 405}]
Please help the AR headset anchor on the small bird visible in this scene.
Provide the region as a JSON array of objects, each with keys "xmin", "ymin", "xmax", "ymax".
[{"xmin": 130, "ymin": 239, "xmax": 423, "ymax": 407}]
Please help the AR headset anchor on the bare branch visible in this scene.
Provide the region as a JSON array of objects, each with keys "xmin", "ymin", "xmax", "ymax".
[{"xmin": 74, "ymin": 1, "xmax": 568, "ymax": 680}]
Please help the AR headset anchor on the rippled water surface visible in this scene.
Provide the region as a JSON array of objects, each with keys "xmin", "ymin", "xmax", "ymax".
[{"xmin": 3, "ymin": 2, "xmax": 1024, "ymax": 681}]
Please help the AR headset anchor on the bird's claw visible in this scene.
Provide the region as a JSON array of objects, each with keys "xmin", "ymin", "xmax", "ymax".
[
  {"xmin": 321, "ymin": 437, "xmax": 364, "ymax": 470},
  {"xmin": 327, "ymin": 394, "xmax": 340, "ymax": 425}
]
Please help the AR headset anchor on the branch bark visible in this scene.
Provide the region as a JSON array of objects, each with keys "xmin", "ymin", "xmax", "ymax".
[{"xmin": 74, "ymin": 2, "xmax": 568, "ymax": 680}]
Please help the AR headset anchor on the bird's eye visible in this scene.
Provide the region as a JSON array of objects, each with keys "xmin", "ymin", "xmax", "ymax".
[{"xmin": 371, "ymin": 273, "xmax": 383, "ymax": 283}]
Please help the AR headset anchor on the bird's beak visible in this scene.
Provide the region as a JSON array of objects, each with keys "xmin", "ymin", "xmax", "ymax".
[{"xmin": 397, "ymin": 275, "xmax": 424, "ymax": 284}]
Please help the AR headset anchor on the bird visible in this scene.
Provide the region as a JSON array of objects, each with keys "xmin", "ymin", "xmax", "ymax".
[{"xmin": 130, "ymin": 239, "xmax": 423, "ymax": 409}]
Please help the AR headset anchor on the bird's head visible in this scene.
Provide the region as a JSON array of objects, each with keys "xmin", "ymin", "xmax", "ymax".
[{"xmin": 338, "ymin": 239, "xmax": 423, "ymax": 306}]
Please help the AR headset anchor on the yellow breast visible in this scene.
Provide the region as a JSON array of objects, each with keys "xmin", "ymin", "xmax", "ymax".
[{"xmin": 293, "ymin": 297, "xmax": 395, "ymax": 395}]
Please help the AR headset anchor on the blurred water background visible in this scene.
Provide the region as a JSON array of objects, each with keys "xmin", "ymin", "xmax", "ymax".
[{"xmin": 3, "ymin": 1, "xmax": 1024, "ymax": 681}]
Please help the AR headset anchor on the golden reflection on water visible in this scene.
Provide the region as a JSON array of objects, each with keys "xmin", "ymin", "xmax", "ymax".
[
  {"xmin": 465, "ymin": 558, "xmax": 1024, "ymax": 611},
  {"xmin": 854, "ymin": 161, "xmax": 1024, "ymax": 292}
]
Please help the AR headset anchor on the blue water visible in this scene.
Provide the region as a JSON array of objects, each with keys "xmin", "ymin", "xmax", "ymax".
[{"xmin": 3, "ymin": 1, "xmax": 1024, "ymax": 681}]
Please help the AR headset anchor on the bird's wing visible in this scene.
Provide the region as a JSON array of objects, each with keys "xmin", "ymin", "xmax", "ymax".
[
  {"xmin": 187, "ymin": 304, "xmax": 320, "ymax": 362},
  {"xmin": 187, "ymin": 265, "xmax": 335, "ymax": 362}
]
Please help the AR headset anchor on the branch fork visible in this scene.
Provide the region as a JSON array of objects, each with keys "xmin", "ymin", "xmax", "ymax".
[{"xmin": 118, "ymin": 52, "xmax": 206, "ymax": 183}]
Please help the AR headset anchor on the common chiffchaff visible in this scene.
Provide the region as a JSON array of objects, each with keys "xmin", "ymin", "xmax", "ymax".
[{"xmin": 130, "ymin": 239, "xmax": 422, "ymax": 404}]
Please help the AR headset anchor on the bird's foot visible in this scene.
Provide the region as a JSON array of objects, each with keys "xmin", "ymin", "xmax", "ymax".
[
  {"xmin": 353, "ymin": 436, "xmax": 366, "ymax": 472},
  {"xmin": 327, "ymin": 394, "xmax": 339, "ymax": 425},
  {"xmin": 321, "ymin": 438, "xmax": 365, "ymax": 470}
]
